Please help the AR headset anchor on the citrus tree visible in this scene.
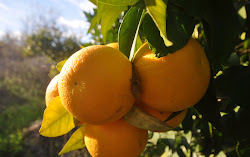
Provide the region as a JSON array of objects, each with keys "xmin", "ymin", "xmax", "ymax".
[{"xmin": 39, "ymin": 0, "xmax": 250, "ymax": 156}]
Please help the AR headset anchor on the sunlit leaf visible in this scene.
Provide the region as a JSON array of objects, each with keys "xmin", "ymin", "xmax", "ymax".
[
  {"xmin": 134, "ymin": 35, "xmax": 143, "ymax": 56},
  {"xmin": 143, "ymin": 7, "xmax": 195, "ymax": 57},
  {"xmin": 98, "ymin": 0, "xmax": 139, "ymax": 6},
  {"xmin": 58, "ymin": 125, "xmax": 86, "ymax": 155},
  {"xmin": 145, "ymin": 0, "xmax": 172, "ymax": 47},
  {"xmin": 89, "ymin": 0, "xmax": 97, "ymax": 6},
  {"xmin": 238, "ymin": 6, "xmax": 246, "ymax": 19},
  {"xmin": 40, "ymin": 96, "xmax": 75, "ymax": 137},
  {"xmin": 166, "ymin": 6, "xmax": 195, "ymax": 51},
  {"xmin": 56, "ymin": 60, "xmax": 67, "ymax": 72},
  {"xmin": 244, "ymin": 38, "xmax": 250, "ymax": 49},
  {"xmin": 98, "ymin": 1, "xmax": 127, "ymax": 43},
  {"xmin": 87, "ymin": 14, "xmax": 99, "ymax": 34},
  {"xmin": 143, "ymin": 13, "xmax": 169, "ymax": 56},
  {"xmin": 118, "ymin": 4, "xmax": 145, "ymax": 59}
]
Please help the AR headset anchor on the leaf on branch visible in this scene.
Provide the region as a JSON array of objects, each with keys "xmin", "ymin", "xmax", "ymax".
[
  {"xmin": 166, "ymin": 5, "xmax": 195, "ymax": 52},
  {"xmin": 215, "ymin": 65, "xmax": 250, "ymax": 106},
  {"xmin": 143, "ymin": 4, "xmax": 195, "ymax": 57},
  {"xmin": 118, "ymin": 4, "xmax": 145, "ymax": 60},
  {"xmin": 39, "ymin": 96, "xmax": 75, "ymax": 137},
  {"xmin": 169, "ymin": 0, "xmax": 241, "ymax": 73},
  {"xmin": 56, "ymin": 59, "xmax": 67, "ymax": 72},
  {"xmin": 97, "ymin": 1, "xmax": 127, "ymax": 44},
  {"xmin": 58, "ymin": 125, "xmax": 86, "ymax": 155},
  {"xmin": 134, "ymin": 35, "xmax": 143, "ymax": 55},
  {"xmin": 143, "ymin": 13, "xmax": 168, "ymax": 57},
  {"xmin": 87, "ymin": 14, "xmax": 99, "ymax": 34},
  {"xmin": 194, "ymin": 77, "xmax": 222, "ymax": 131},
  {"xmin": 98, "ymin": 0, "xmax": 139, "ymax": 6},
  {"xmin": 145, "ymin": 0, "xmax": 173, "ymax": 47},
  {"xmin": 237, "ymin": 139, "xmax": 250, "ymax": 156}
]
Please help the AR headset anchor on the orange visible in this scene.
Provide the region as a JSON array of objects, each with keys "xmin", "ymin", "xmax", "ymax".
[
  {"xmin": 135, "ymin": 101, "xmax": 187, "ymax": 129},
  {"xmin": 107, "ymin": 42, "xmax": 118, "ymax": 50},
  {"xmin": 58, "ymin": 45, "xmax": 134, "ymax": 125},
  {"xmin": 84, "ymin": 118, "xmax": 148, "ymax": 157},
  {"xmin": 45, "ymin": 74, "xmax": 59, "ymax": 107},
  {"xmin": 133, "ymin": 38, "xmax": 210, "ymax": 112}
]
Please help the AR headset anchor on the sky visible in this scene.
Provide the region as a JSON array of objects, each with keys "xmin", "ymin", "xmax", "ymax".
[{"xmin": 0, "ymin": 0, "xmax": 96, "ymax": 42}]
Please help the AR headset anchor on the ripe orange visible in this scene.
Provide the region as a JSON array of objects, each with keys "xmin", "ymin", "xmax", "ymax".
[
  {"xmin": 133, "ymin": 38, "xmax": 210, "ymax": 112},
  {"xmin": 45, "ymin": 74, "xmax": 59, "ymax": 107},
  {"xmin": 84, "ymin": 118, "xmax": 148, "ymax": 157},
  {"xmin": 58, "ymin": 45, "xmax": 135, "ymax": 125},
  {"xmin": 135, "ymin": 101, "xmax": 187, "ymax": 129},
  {"xmin": 107, "ymin": 42, "xmax": 118, "ymax": 50}
]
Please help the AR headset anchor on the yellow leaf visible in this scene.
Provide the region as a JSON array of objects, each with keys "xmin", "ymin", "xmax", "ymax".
[
  {"xmin": 39, "ymin": 96, "xmax": 75, "ymax": 137},
  {"xmin": 58, "ymin": 125, "xmax": 86, "ymax": 155},
  {"xmin": 56, "ymin": 60, "xmax": 67, "ymax": 72},
  {"xmin": 145, "ymin": 0, "xmax": 173, "ymax": 46}
]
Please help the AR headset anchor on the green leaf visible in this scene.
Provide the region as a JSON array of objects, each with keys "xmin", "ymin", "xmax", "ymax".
[
  {"xmin": 89, "ymin": 0, "xmax": 97, "ymax": 6},
  {"xmin": 97, "ymin": 1, "xmax": 127, "ymax": 43},
  {"xmin": 166, "ymin": 6, "xmax": 195, "ymax": 51},
  {"xmin": 134, "ymin": 35, "xmax": 143, "ymax": 54},
  {"xmin": 145, "ymin": 0, "xmax": 172, "ymax": 47},
  {"xmin": 143, "ymin": 13, "xmax": 169, "ymax": 57},
  {"xmin": 182, "ymin": 109, "xmax": 194, "ymax": 131},
  {"xmin": 237, "ymin": 140, "xmax": 250, "ymax": 157},
  {"xmin": 169, "ymin": 0, "xmax": 241, "ymax": 73},
  {"xmin": 143, "ymin": 7, "xmax": 195, "ymax": 57},
  {"xmin": 39, "ymin": 96, "xmax": 75, "ymax": 137},
  {"xmin": 56, "ymin": 60, "xmax": 67, "ymax": 72},
  {"xmin": 129, "ymin": 34, "xmax": 143, "ymax": 61},
  {"xmin": 118, "ymin": 5, "xmax": 145, "ymax": 59},
  {"xmin": 244, "ymin": 38, "xmax": 250, "ymax": 49},
  {"xmin": 220, "ymin": 112, "xmax": 238, "ymax": 138},
  {"xmin": 87, "ymin": 14, "xmax": 99, "ymax": 34},
  {"xmin": 235, "ymin": 108, "xmax": 250, "ymax": 139},
  {"xmin": 98, "ymin": 0, "xmax": 139, "ymax": 6},
  {"xmin": 58, "ymin": 126, "xmax": 86, "ymax": 155},
  {"xmin": 227, "ymin": 53, "xmax": 240, "ymax": 66},
  {"xmin": 194, "ymin": 77, "xmax": 222, "ymax": 131},
  {"xmin": 215, "ymin": 65, "xmax": 250, "ymax": 105}
]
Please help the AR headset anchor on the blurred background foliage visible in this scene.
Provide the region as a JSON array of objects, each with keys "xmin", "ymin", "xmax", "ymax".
[{"xmin": 0, "ymin": 0, "xmax": 250, "ymax": 157}]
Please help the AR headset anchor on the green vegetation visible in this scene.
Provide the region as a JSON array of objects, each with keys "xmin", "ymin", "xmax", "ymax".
[
  {"xmin": 0, "ymin": 13, "xmax": 83, "ymax": 155},
  {"xmin": 0, "ymin": 102, "xmax": 44, "ymax": 156},
  {"xmin": 23, "ymin": 27, "xmax": 81, "ymax": 62},
  {"xmin": 0, "ymin": 35, "xmax": 47, "ymax": 156}
]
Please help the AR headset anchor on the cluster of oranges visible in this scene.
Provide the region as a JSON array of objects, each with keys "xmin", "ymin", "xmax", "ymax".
[{"xmin": 45, "ymin": 38, "xmax": 210, "ymax": 157}]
